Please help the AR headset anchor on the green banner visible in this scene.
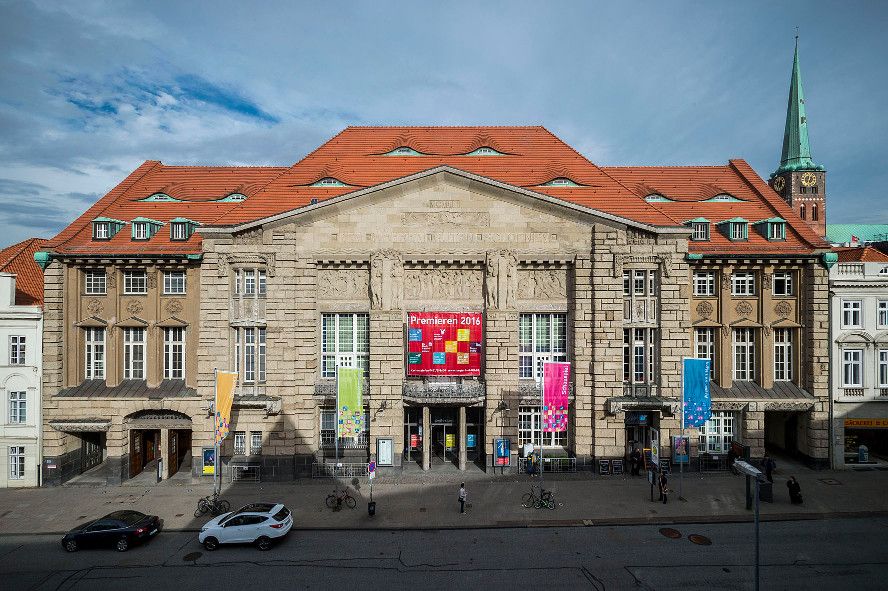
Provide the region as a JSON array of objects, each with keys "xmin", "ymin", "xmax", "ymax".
[{"xmin": 337, "ymin": 367, "xmax": 364, "ymax": 439}]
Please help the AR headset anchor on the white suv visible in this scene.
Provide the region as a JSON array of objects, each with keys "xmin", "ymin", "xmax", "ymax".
[{"xmin": 198, "ymin": 503, "xmax": 292, "ymax": 551}]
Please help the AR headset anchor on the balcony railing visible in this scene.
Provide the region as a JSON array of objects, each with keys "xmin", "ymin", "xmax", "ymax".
[{"xmin": 836, "ymin": 263, "xmax": 865, "ymax": 278}]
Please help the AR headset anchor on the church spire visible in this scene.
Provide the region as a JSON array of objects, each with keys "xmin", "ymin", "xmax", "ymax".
[{"xmin": 773, "ymin": 36, "xmax": 823, "ymax": 177}]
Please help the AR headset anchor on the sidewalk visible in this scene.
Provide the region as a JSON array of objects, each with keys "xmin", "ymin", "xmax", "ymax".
[{"xmin": 1, "ymin": 467, "xmax": 887, "ymax": 535}]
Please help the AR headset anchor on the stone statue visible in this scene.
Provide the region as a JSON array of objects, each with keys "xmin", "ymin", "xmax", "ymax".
[
  {"xmin": 370, "ymin": 257, "xmax": 384, "ymax": 309},
  {"xmin": 485, "ymin": 250, "xmax": 518, "ymax": 310}
]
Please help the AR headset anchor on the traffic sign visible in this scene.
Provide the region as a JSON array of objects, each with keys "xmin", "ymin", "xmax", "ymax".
[{"xmin": 369, "ymin": 461, "xmax": 376, "ymax": 473}]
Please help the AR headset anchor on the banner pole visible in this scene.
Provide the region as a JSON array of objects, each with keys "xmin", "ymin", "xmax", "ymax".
[
  {"xmin": 213, "ymin": 368, "xmax": 218, "ymax": 495},
  {"xmin": 680, "ymin": 358, "xmax": 684, "ymax": 501},
  {"xmin": 539, "ymin": 372, "xmax": 544, "ymax": 488},
  {"xmin": 335, "ymin": 366, "xmax": 339, "ymax": 468}
]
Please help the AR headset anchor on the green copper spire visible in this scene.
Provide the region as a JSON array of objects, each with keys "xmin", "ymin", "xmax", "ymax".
[{"xmin": 773, "ymin": 37, "xmax": 823, "ymax": 176}]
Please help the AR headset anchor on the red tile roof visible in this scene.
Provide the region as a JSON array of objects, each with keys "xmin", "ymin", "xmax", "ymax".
[
  {"xmin": 0, "ymin": 237, "xmax": 49, "ymax": 306},
  {"xmin": 834, "ymin": 246, "xmax": 888, "ymax": 263},
  {"xmin": 43, "ymin": 127, "xmax": 828, "ymax": 258}
]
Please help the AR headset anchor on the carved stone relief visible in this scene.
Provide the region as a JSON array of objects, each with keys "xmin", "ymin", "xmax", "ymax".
[
  {"xmin": 370, "ymin": 250, "xmax": 404, "ymax": 310},
  {"xmin": 165, "ymin": 299, "xmax": 184, "ymax": 314},
  {"xmin": 404, "ymin": 268, "xmax": 482, "ymax": 301},
  {"xmin": 774, "ymin": 301, "xmax": 792, "ymax": 318},
  {"xmin": 146, "ymin": 272, "xmax": 157, "ymax": 290},
  {"xmin": 107, "ymin": 274, "xmax": 117, "ymax": 290},
  {"xmin": 317, "ymin": 268, "xmax": 370, "ymax": 301},
  {"xmin": 695, "ymin": 300, "xmax": 713, "ymax": 318},
  {"xmin": 217, "ymin": 253, "xmax": 277, "ymax": 277},
  {"xmin": 735, "ymin": 300, "xmax": 754, "ymax": 317},
  {"xmin": 721, "ymin": 273, "xmax": 732, "ymax": 289},
  {"xmin": 761, "ymin": 273, "xmax": 773, "ymax": 290},
  {"xmin": 485, "ymin": 250, "xmax": 518, "ymax": 309},
  {"xmin": 234, "ymin": 228, "xmax": 263, "ymax": 246},
  {"xmin": 613, "ymin": 254, "xmax": 672, "ymax": 278},
  {"xmin": 401, "ymin": 211, "xmax": 490, "ymax": 227},
  {"xmin": 86, "ymin": 299, "xmax": 104, "ymax": 315},
  {"xmin": 517, "ymin": 268, "xmax": 568, "ymax": 300},
  {"xmin": 126, "ymin": 300, "xmax": 144, "ymax": 314}
]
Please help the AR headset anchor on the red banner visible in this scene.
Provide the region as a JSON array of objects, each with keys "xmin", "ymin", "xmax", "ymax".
[
  {"xmin": 542, "ymin": 362, "xmax": 570, "ymax": 432},
  {"xmin": 407, "ymin": 312, "xmax": 482, "ymax": 376}
]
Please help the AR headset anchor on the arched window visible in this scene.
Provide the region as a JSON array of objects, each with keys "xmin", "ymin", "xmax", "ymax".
[
  {"xmin": 812, "ymin": 204, "xmax": 819, "ymax": 221},
  {"xmin": 799, "ymin": 204, "xmax": 806, "ymax": 220}
]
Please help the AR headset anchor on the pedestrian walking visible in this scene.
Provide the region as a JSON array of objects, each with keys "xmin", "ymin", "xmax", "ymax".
[
  {"xmin": 787, "ymin": 476, "xmax": 803, "ymax": 504},
  {"xmin": 630, "ymin": 447, "xmax": 642, "ymax": 476},
  {"xmin": 658, "ymin": 471, "xmax": 668, "ymax": 504},
  {"xmin": 458, "ymin": 482, "xmax": 467, "ymax": 514},
  {"xmin": 761, "ymin": 453, "xmax": 776, "ymax": 483}
]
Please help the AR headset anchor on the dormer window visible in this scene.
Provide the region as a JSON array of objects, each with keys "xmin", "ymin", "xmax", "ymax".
[
  {"xmin": 383, "ymin": 146, "xmax": 423, "ymax": 156},
  {"xmin": 731, "ymin": 222, "xmax": 748, "ymax": 240},
  {"xmin": 717, "ymin": 218, "xmax": 748, "ymax": 241},
  {"xmin": 216, "ymin": 193, "xmax": 247, "ymax": 202},
  {"xmin": 130, "ymin": 217, "xmax": 163, "ymax": 241},
  {"xmin": 645, "ymin": 194, "xmax": 673, "ymax": 203},
  {"xmin": 169, "ymin": 218, "xmax": 200, "ymax": 241},
  {"xmin": 464, "ymin": 147, "xmax": 504, "ymax": 156},
  {"xmin": 92, "ymin": 217, "xmax": 124, "ymax": 240},
  {"xmin": 542, "ymin": 178, "xmax": 580, "ymax": 187},
  {"xmin": 704, "ymin": 194, "xmax": 744, "ymax": 203},
  {"xmin": 754, "ymin": 217, "xmax": 786, "ymax": 241},
  {"xmin": 311, "ymin": 177, "xmax": 349, "ymax": 187},
  {"xmin": 880, "ymin": 267, "xmax": 888, "ymax": 275},
  {"xmin": 140, "ymin": 193, "xmax": 181, "ymax": 202}
]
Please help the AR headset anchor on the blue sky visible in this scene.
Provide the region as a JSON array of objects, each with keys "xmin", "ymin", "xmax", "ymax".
[{"xmin": 1, "ymin": 0, "xmax": 887, "ymax": 245}]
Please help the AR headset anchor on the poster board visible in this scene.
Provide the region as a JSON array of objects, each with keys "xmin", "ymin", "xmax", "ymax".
[{"xmin": 407, "ymin": 312, "xmax": 482, "ymax": 376}]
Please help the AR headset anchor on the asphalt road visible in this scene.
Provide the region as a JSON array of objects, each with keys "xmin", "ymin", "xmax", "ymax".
[{"xmin": 1, "ymin": 517, "xmax": 886, "ymax": 590}]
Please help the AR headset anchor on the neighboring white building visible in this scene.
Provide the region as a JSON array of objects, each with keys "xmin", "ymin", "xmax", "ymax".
[
  {"xmin": 830, "ymin": 246, "xmax": 888, "ymax": 469},
  {"xmin": 0, "ymin": 238, "xmax": 46, "ymax": 487}
]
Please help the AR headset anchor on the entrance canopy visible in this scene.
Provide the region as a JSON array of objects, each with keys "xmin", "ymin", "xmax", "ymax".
[{"xmin": 124, "ymin": 409, "xmax": 192, "ymax": 430}]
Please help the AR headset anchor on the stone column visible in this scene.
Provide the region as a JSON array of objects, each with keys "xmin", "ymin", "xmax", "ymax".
[
  {"xmin": 458, "ymin": 406, "xmax": 467, "ymax": 471},
  {"xmin": 718, "ymin": 266, "xmax": 734, "ymax": 389},
  {"xmin": 422, "ymin": 405, "xmax": 430, "ymax": 471},
  {"xmin": 160, "ymin": 428, "xmax": 169, "ymax": 480},
  {"xmin": 743, "ymin": 403, "xmax": 765, "ymax": 459}
]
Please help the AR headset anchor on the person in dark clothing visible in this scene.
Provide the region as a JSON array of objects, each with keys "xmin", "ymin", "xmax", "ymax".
[
  {"xmin": 630, "ymin": 448, "xmax": 642, "ymax": 476},
  {"xmin": 658, "ymin": 472, "xmax": 668, "ymax": 504},
  {"xmin": 761, "ymin": 454, "xmax": 776, "ymax": 483},
  {"xmin": 787, "ymin": 477, "xmax": 803, "ymax": 504},
  {"xmin": 458, "ymin": 483, "xmax": 467, "ymax": 514}
]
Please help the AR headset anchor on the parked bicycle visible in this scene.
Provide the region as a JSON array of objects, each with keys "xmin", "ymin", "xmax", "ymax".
[
  {"xmin": 521, "ymin": 485, "xmax": 557, "ymax": 510},
  {"xmin": 325, "ymin": 488, "xmax": 356, "ymax": 511},
  {"xmin": 194, "ymin": 492, "xmax": 231, "ymax": 518}
]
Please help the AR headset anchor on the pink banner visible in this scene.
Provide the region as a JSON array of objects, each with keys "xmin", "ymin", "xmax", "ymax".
[{"xmin": 542, "ymin": 362, "xmax": 570, "ymax": 432}]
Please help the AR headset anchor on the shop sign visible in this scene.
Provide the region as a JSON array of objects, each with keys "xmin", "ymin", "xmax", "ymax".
[
  {"xmin": 407, "ymin": 312, "xmax": 482, "ymax": 376},
  {"xmin": 845, "ymin": 418, "xmax": 888, "ymax": 429},
  {"xmin": 466, "ymin": 433, "xmax": 476, "ymax": 449},
  {"xmin": 625, "ymin": 412, "xmax": 649, "ymax": 426},
  {"xmin": 495, "ymin": 438, "xmax": 510, "ymax": 466}
]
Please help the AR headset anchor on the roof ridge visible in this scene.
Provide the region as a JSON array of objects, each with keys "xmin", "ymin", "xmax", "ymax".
[
  {"xmin": 201, "ymin": 164, "xmax": 296, "ymax": 226},
  {"xmin": 343, "ymin": 125, "xmax": 547, "ymax": 129},
  {"xmin": 601, "ymin": 164, "xmax": 730, "ymax": 169}
]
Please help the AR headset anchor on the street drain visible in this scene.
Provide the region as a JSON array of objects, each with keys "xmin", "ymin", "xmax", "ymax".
[
  {"xmin": 183, "ymin": 552, "xmax": 202, "ymax": 563},
  {"xmin": 688, "ymin": 534, "xmax": 712, "ymax": 545},
  {"xmin": 659, "ymin": 528, "xmax": 682, "ymax": 539}
]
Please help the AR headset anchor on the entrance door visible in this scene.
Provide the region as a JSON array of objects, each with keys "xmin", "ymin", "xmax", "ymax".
[
  {"xmin": 144, "ymin": 431, "xmax": 157, "ymax": 463},
  {"xmin": 81, "ymin": 433, "xmax": 103, "ymax": 473},
  {"xmin": 169, "ymin": 431, "xmax": 179, "ymax": 475},
  {"xmin": 130, "ymin": 430, "xmax": 143, "ymax": 478}
]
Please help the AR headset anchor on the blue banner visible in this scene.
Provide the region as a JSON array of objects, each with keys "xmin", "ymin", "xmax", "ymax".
[{"xmin": 683, "ymin": 358, "xmax": 712, "ymax": 428}]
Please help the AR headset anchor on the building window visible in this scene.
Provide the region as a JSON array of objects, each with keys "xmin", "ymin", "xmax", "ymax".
[
  {"xmin": 170, "ymin": 222, "xmax": 189, "ymax": 241},
  {"xmin": 691, "ymin": 222, "xmax": 710, "ymax": 241},
  {"xmin": 622, "ymin": 269, "xmax": 658, "ymax": 323},
  {"xmin": 731, "ymin": 272, "xmax": 756, "ymax": 296},
  {"xmin": 233, "ymin": 432, "xmax": 246, "ymax": 455},
  {"xmin": 8, "ymin": 392, "xmax": 26, "ymax": 424},
  {"xmin": 93, "ymin": 222, "xmax": 109, "ymax": 239},
  {"xmin": 132, "ymin": 222, "xmax": 149, "ymax": 240},
  {"xmin": 732, "ymin": 328, "xmax": 755, "ymax": 381},
  {"xmin": 800, "ymin": 204, "xmax": 806, "ymax": 220},
  {"xmin": 811, "ymin": 204, "xmax": 819, "ymax": 221},
  {"xmin": 773, "ymin": 272, "xmax": 793, "ymax": 296},
  {"xmin": 123, "ymin": 270, "xmax": 147, "ymax": 294},
  {"xmin": 518, "ymin": 406, "xmax": 568, "ymax": 448},
  {"xmin": 699, "ymin": 411, "xmax": 736, "ymax": 454},
  {"xmin": 163, "ymin": 327, "xmax": 185, "ymax": 380},
  {"xmin": 85, "ymin": 270, "xmax": 107, "ymax": 295},
  {"xmin": 878, "ymin": 301, "xmax": 888, "ymax": 328},
  {"xmin": 773, "ymin": 328, "xmax": 793, "ymax": 382},
  {"xmin": 234, "ymin": 269, "xmax": 267, "ymax": 296},
  {"xmin": 321, "ymin": 313, "xmax": 369, "ymax": 378},
  {"xmin": 623, "ymin": 328, "xmax": 656, "ymax": 384},
  {"xmin": 163, "ymin": 271, "xmax": 186, "ymax": 295},
  {"xmin": 768, "ymin": 222, "xmax": 786, "ymax": 240},
  {"xmin": 320, "ymin": 407, "xmax": 370, "ymax": 448},
  {"xmin": 730, "ymin": 222, "xmax": 748, "ymax": 240},
  {"xmin": 123, "ymin": 328, "xmax": 146, "ymax": 380},
  {"xmin": 234, "ymin": 327, "xmax": 266, "ymax": 384},
  {"xmin": 519, "ymin": 313, "xmax": 567, "ymax": 380},
  {"xmin": 841, "ymin": 300, "xmax": 862, "ymax": 328},
  {"xmin": 250, "ymin": 432, "xmax": 262, "ymax": 455},
  {"xmin": 879, "ymin": 350, "xmax": 888, "ymax": 388},
  {"xmin": 85, "ymin": 328, "xmax": 105, "ymax": 380},
  {"xmin": 8, "ymin": 446, "xmax": 25, "ymax": 480},
  {"xmin": 694, "ymin": 328, "xmax": 716, "ymax": 379},
  {"xmin": 693, "ymin": 272, "xmax": 716, "ymax": 296},
  {"xmin": 842, "ymin": 349, "xmax": 863, "ymax": 388},
  {"xmin": 9, "ymin": 336, "xmax": 25, "ymax": 365}
]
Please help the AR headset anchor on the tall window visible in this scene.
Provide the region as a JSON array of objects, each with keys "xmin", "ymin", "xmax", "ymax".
[
  {"xmin": 235, "ymin": 327, "xmax": 266, "ymax": 383},
  {"xmin": 85, "ymin": 328, "xmax": 105, "ymax": 380},
  {"xmin": 731, "ymin": 272, "xmax": 755, "ymax": 296},
  {"xmin": 692, "ymin": 222, "xmax": 709, "ymax": 241},
  {"xmin": 170, "ymin": 222, "xmax": 189, "ymax": 241},
  {"xmin": 234, "ymin": 269, "xmax": 267, "ymax": 296},
  {"xmin": 694, "ymin": 328, "xmax": 715, "ymax": 379},
  {"xmin": 8, "ymin": 392, "xmax": 26, "ymax": 424},
  {"xmin": 773, "ymin": 272, "xmax": 793, "ymax": 296},
  {"xmin": 163, "ymin": 327, "xmax": 185, "ymax": 380},
  {"xmin": 85, "ymin": 270, "xmax": 106, "ymax": 294},
  {"xmin": 812, "ymin": 204, "xmax": 819, "ymax": 221},
  {"xmin": 250, "ymin": 432, "xmax": 262, "ymax": 455},
  {"xmin": 800, "ymin": 204, "xmax": 806, "ymax": 220},
  {"xmin": 841, "ymin": 300, "xmax": 862, "ymax": 328},
  {"xmin": 9, "ymin": 336, "xmax": 25, "ymax": 365},
  {"xmin": 622, "ymin": 269, "xmax": 658, "ymax": 323},
  {"xmin": 768, "ymin": 222, "xmax": 786, "ymax": 240},
  {"xmin": 93, "ymin": 222, "xmax": 109, "ymax": 239},
  {"xmin": 623, "ymin": 328, "xmax": 656, "ymax": 384},
  {"xmin": 233, "ymin": 432, "xmax": 246, "ymax": 455},
  {"xmin": 730, "ymin": 222, "xmax": 747, "ymax": 240},
  {"xmin": 8, "ymin": 446, "xmax": 25, "ymax": 480},
  {"xmin": 693, "ymin": 272, "xmax": 716, "ymax": 296},
  {"xmin": 123, "ymin": 328, "xmax": 145, "ymax": 379},
  {"xmin": 519, "ymin": 313, "xmax": 567, "ymax": 380},
  {"xmin": 842, "ymin": 349, "xmax": 863, "ymax": 387},
  {"xmin": 321, "ymin": 313, "xmax": 369, "ymax": 378},
  {"xmin": 773, "ymin": 328, "xmax": 793, "ymax": 382},
  {"xmin": 163, "ymin": 271, "xmax": 186, "ymax": 295},
  {"xmin": 699, "ymin": 411, "xmax": 736, "ymax": 454},
  {"xmin": 518, "ymin": 406, "xmax": 568, "ymax": 447},
  {"xmin": 133, "ymin": 222, "xmax": 149, "ymax": 240},
  {"xmin": 878, "ymin": 301, "xmax": 888, "ymax": 328},
  {"xmin": 732, "ymin": 328, "xmax": 755, "ymax": 381},
  {"xmin": 879, "ymin": 350, "xmax": 888, "ymax": 388},
  {"xmin": 123, "ymin": 270, "xmax": 147, "ymax": 294}
]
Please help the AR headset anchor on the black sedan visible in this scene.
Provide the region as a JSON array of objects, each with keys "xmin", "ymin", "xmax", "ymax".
[{"xmin": 61, "ymin": 510, "xmax": 163, "ymax": 552}]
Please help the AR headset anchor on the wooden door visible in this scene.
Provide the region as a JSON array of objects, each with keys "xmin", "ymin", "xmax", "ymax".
[
  {"xmin": 129, "ymin": 430, "xmax": 143, "ymax": 478},
  {"xmin": 145, "ymin": 431, "xmax": 156, "ymax": 463},
  {"xmin": 168, "ymin": 431, "xmax": 179, "ymax": 475}
]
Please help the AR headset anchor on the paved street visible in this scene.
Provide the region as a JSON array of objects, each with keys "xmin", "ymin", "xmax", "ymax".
[{"xmin": 2, "ymin": 517, "xmax": 887, "ymax": 590}]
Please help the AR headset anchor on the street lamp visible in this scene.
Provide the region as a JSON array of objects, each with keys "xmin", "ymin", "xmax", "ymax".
[{"xmin": 733, "ymin": 460, "xmax": 765, "ymax": 591}]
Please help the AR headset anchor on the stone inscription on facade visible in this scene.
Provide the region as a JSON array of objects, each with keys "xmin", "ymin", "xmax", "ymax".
[
  {"xmin": 403, "ymin": 268, "xmax": 482, "ymax": 301},
  {"xmin": 517, "ymin": 268, "xmax": 568, "ymax": 301},
  {"xmin": 401, "ymin": 212, "xmax": 491, "ymax": 227},
  {"xmin": 330, "ymin": 232, "xmax": 557, "ymax": 244},
  {"xmin": 317, "ymin": 268, "xmax": 370, "ymax": 301}
]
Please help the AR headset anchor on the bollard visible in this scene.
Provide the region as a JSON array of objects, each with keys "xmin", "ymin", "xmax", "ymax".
[{"xmin": 368, "ymin": 501, "xmax": 376, "ymax": 517}]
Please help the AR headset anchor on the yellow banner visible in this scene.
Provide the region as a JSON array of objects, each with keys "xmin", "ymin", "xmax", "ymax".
[
  {"xmin": 845, "ymin": 418, "xmax": 888, "ymax": 429},
  {"xmin": 215, "ymin": 370, "xmax": 238, "ymax": 443}
]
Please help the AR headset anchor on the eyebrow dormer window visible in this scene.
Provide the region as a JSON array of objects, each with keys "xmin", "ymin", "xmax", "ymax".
[
  {"xmin": 383, "ymin": 146, "xmax": 423, "ymax": 156},
  {"xmin": 542, "ymin": 178, "xmax": 580, "ymax": 187},
  {"xmin": 311, "ymin": 177, "xmax": 349, "ymax": 187},
  {"xmin": 705, "ymin": 194, "xmax": 744, "ymax": 203},
  {"xmin": 645, "ymin": 194, "xmax": 673, "ymax": 203},
  {"xmin": 464, "ymin": 147, "xmax": 504, "ymax": 156},
  {"xmin": 216, "ymin": 193, "xmax": 247, "ymax": 202}
]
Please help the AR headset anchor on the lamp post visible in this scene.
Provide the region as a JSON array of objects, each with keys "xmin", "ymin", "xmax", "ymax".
[{"xmin": 733, "ymin": 460, "xmax": 764, "ymax": 591}]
